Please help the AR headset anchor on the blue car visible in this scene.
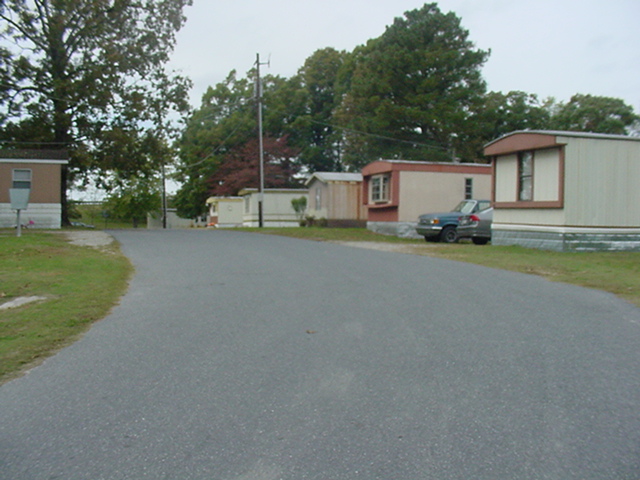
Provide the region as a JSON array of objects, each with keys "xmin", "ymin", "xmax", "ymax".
[{"xmin": 415, "ymin": 199, "xmax": 491, "ymax": 243}]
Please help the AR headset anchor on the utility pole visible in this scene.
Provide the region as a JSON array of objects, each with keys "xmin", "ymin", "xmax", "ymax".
[
  {"xmin": 255, "ymin": 53, "xmax": 269, "ymax": 228},
  {"xmin": 161, "ymin": 162, "xmax": 167, "ymax": 229}
]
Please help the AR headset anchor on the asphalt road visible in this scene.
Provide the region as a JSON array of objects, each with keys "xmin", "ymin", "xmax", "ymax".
[{"xmin": 1, "ymin": 229, "xmax": 640, "ymax": 479}]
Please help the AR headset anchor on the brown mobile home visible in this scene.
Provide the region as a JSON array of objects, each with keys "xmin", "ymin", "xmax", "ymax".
[
  {"xmin": 485, "ymin": 130, "xmax": 640, "ymax": 251},
  {"xmin": 0, "ymin": 150, "xmax": 68, "ymax": 229}
]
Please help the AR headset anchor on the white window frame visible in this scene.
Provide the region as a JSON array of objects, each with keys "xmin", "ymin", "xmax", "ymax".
[
  {"xmin": 12, "ymin": 168, "xmax": 32, "ymax": 189},
  {"xmin": 370, "ymin": 174, "xmax": 390, "ymax": 203}
]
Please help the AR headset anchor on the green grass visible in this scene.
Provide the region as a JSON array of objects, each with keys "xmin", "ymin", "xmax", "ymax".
[
  {"xmin": 0, "ymin": 230, "xmax": 132, "ymax": 384},
  {"xmin": 251, "ymin": 227, "xmax": 640, "ymax": 308}
]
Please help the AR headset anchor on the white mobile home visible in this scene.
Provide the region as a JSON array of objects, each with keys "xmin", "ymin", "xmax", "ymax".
[
  {"xmin": 485, "ymin": 130, "xmax": 640, "ymax": 251},
  {"xmin": 206, "ymin": 196, "xmax": 244, "ymax": 227},
  {"xmin": 239, "ymin": 188, "xmax": 308, "ymax": 227}
]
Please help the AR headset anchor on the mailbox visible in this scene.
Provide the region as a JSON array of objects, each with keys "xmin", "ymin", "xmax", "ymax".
[
  {"xmin": 10, "ymin": 188, "xmax": 30, "ymax": 210},
  {"xmin": 9, "ymin": 188, "xmax": 30, "ymax": 237}
]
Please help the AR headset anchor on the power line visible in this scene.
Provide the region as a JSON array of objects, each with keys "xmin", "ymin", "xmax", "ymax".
[{"xmin": 306, "ymin": 118, "xmax": 449, "ymax": 152}]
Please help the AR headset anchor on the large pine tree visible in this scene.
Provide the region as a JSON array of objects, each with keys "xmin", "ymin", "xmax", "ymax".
[{"xmin": 335, "ymin": 3, "xmax": 489, "ymax": 167}]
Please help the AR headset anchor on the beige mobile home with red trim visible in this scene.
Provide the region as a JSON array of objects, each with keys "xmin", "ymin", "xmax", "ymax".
[
  {"xmin": 362, "ymin": 160, "xmax": 492, "ymax": 237},
  {"xmin": 485, "ymin": 130, "xmax": 640, "ymax": 251}
]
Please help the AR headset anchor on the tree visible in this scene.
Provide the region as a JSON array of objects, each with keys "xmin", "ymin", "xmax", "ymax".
[
  {"xmin": 174, "ymin": 70, "xmax": 256, "ymax": 217},
  {"xmin": 175, "ymin": 68, "xmax": 307, "ymax": 216},
  {"xmin": 0, "ymin": 0, "xmax": 192, "ymax": 223},
  {"xmin": 207, "ymin": 136, "xmax": 301, "ymax": 197},
  {"xmin": 479, "ymin": 91, "xmax": 551, "ymax": 141},
  {"xmin": 291, "ymin": 196, "xmax": 307, "ymax": 225},
  {"xmin": 104, "ymin": 175, "xmax": 162, "ymax": 228},
  {"xmin": 291, "ymin": 48, "xmax": 348, "ymax": 173},
  {"xmin": 335, "ymin": 3, "xmax": 489, "ymax": 168},
  {"xmin": 548, "ymin": 94, "xmax": 639, "ymax": 134}
]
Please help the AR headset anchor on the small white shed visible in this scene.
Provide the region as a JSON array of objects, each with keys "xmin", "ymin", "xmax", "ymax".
[
  {"xmin": 305, "ymin": 172, "xmax": 366, "ymax": 227},
  {"xmin": 485, "ymin": 130, "xmax": 640, "ymax": 251}
]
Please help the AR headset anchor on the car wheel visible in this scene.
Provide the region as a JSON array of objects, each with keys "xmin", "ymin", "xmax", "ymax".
[
  {"xmin": 472, "ymin": 237, "xmax": 489, "ymax": 245},
  {"xmin": 439, "ymin": 226, "xmax": 458, "ymax": 243}
]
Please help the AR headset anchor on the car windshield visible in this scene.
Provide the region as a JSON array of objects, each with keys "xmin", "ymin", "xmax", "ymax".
[{"xmin": 452, "ymin": 200, "xmax": 477, "ymax": 214}]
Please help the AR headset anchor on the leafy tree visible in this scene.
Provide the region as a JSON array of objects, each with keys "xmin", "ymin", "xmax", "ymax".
[
  {"xmin": 174, "ymin": 70, "xmax": 255, "ymax": 217},
  {"xmin": 479, "ymin": 91, "xmax": 551, "ymax": 141},
  {"xmin": 291, "ymin": 196, "xmax": 307, "ymax": 225},
  {"xmin": 104, "ymin": 175, "xmax": 162, "ymax": 228},
  {"xmin": 548, "ymin": 94, "xmax": 639, "ymax": 134},
  {"xmin": 207, "ymin": 136, "xmax": 301, "ymax": 197},
  {"xmin": 0, "ymin": 0, "xmax": 192, "ymax": 223},
  {"xmin": 175, "ymin": 68, "xmax": 308, "ymax": 215},
  {"xmin": 174, "ymin": 175, "xmax": 211, "ymax": 219},
  {"xmin": 291, "ymin": 48, "xmax": 348, "ymax": 173},
  {"xmin": 335, "ymin": 3, "xmax": 489, "ymax": 168}
]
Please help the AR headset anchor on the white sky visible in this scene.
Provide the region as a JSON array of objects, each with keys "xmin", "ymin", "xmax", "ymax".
[{"xmin": 168, "ymin": 0, "xmax": 640, "ymax": 112}]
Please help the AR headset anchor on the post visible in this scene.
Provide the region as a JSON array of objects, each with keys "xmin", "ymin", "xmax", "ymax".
[
  {"xmin": 16, "ymin": 209, "xmax": 22, "ymax": 237},
  {"xmin": 256, "ymin": 53, "xmax": 266, "ymax": 228},
  {"xmin": 161, "ymin": 163, "xmax": 167, "ymax": 229}
]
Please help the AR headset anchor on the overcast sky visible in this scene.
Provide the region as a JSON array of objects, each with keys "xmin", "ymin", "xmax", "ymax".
[{"xmin": 168, "ymin": 0, "xmax": 640, "ymax": 112}]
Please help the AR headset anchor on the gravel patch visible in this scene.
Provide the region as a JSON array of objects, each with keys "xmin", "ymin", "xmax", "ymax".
[
  {"xmin": 63, "ymin": 230, "xmax": 114, "ymax": 248},
  {"xmin": 333, "ymin": 241, "xmax": 433, "ymax": 255}
]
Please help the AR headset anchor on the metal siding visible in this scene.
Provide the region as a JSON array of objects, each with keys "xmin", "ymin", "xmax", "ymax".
[
  {"xmin": 493, "ymin": 208, "xmax": 566, "ymax": 226},
  {"xmin": 398, "ymin": 171, "xmax": 491, "ymax": 221},
  {"xmin": 533, "ymin": 149, "xmax": 560, "ymax": 202},
  {"xmin": 0, "ymin": 163, "xmax": 61, "ymax": 203},
  {"xmin": 308, "ymin": 181, "xmax": 329, "ymax": 219},
  {"xmin": 562, "ymin": 136, "xmax": 640, "ymax": 227},
  {"xmin": 328, "ymin": 182, "xmax": 365, "ymax": 220},
  {"xmin": 495, "ymin": 155, "xmax": 518, "ymax": 202}
]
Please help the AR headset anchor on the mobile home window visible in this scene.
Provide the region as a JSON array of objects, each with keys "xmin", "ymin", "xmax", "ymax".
[
  {"xmin": 464, "ymin": 178, "xmax": 473, "ymax": 199},
  {"xmin": 315, "ymin": 188, "xmax": 322, "ymax": 209},
  {"xmin": 12, "ymin": 169, "xmax": 32, "ymax": 189},
  {"xmin": 518, "ymin": 151, "xmax": 533, "ymax": 201},
  {"xmin": 370, "ymin": 174, "xmax": 390, "ymax": 203}
]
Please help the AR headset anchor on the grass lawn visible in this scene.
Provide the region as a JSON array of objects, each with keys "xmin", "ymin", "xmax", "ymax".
[
  {"xmin": 250, "ymin": 227, "xmax": 640, "ymax": 308},
  {"xmin": 0, "ymin": 230, "xmax": 132, "ymax": 384}
]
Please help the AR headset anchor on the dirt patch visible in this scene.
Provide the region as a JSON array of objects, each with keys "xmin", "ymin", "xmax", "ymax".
[
  {"xmin": 332, "ymin": 241, "xmax": 435, "ymax": 255},
  {"xmin": 63, "ymin": 230, "xmax": 114, "ymax": 248}
]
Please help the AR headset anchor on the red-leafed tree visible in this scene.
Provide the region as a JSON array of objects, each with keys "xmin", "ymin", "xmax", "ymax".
[{"xmin": 208, "ymin": 136, "xmax": 301, "ymax": 196}]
